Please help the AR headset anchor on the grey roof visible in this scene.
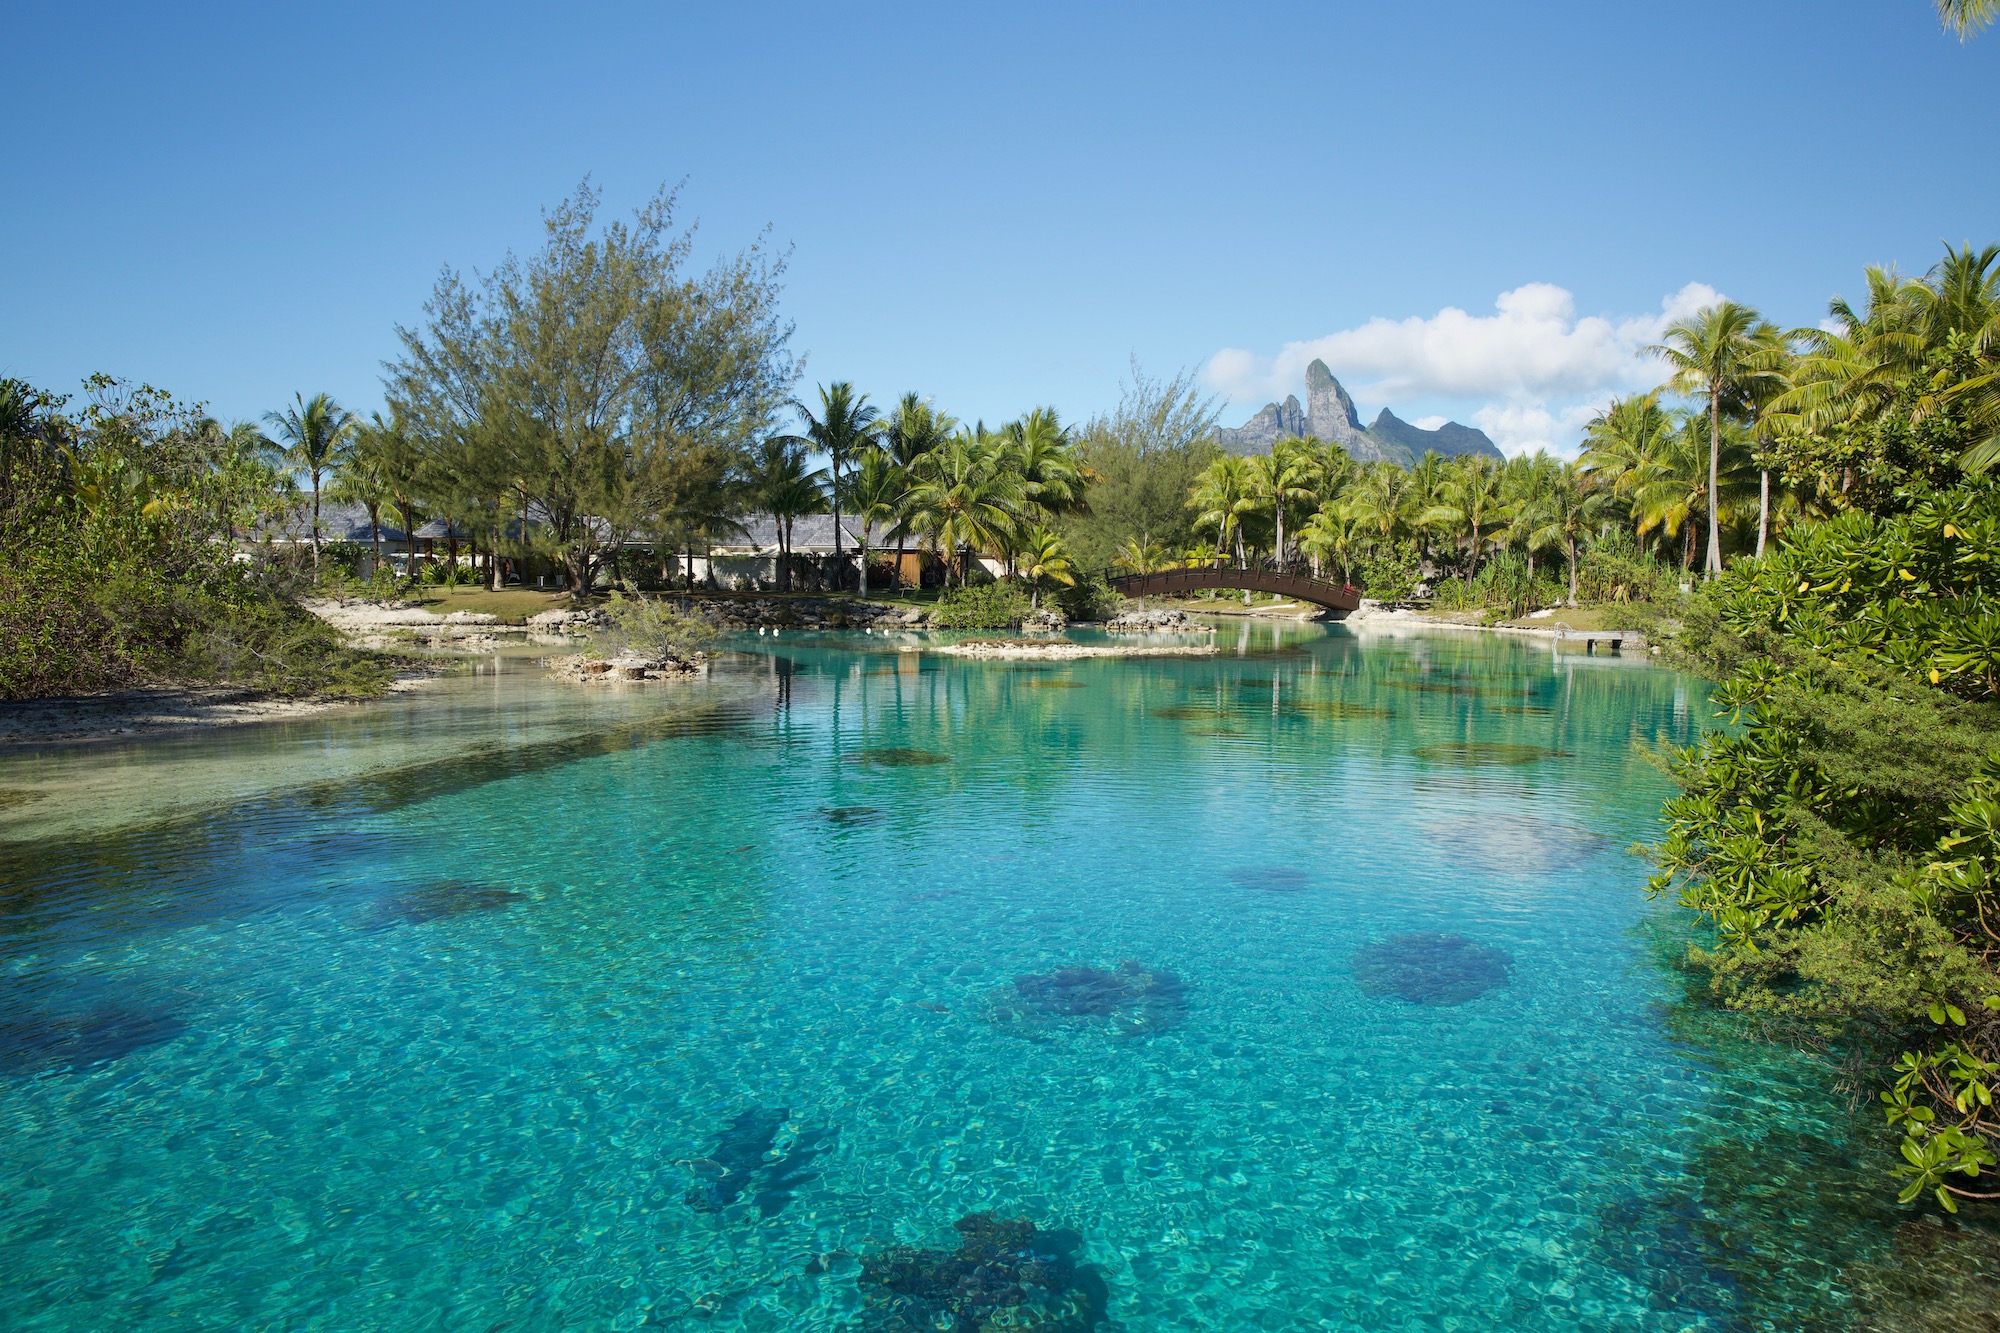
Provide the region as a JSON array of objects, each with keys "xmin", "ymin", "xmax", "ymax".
[
  {"xmin": 254, "ymin": 501, "xmax": 411, "ymax": 544},
  {"xmin": 712, "ymin": 511, "xmax": 867, "ymax": 554}
]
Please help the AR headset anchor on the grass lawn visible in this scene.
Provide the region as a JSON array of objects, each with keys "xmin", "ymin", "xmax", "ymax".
[
  {"xmin": 405, "ymin": 585, "xmax": 573, "ymax": 624},
  {"xmin": 1493, "ymin": 605, "xmax": 1644, "ymax": 632}
]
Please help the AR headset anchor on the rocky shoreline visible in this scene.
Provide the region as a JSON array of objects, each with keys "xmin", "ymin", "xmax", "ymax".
[{"xmin": 543, "ymin": 653, "xmax": 708, "ymax": 684}]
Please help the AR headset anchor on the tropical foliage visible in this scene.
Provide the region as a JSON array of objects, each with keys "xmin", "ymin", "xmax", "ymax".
[{"xmin": 0, "ymin": 377, "xmax": 386, "ymax": 700}]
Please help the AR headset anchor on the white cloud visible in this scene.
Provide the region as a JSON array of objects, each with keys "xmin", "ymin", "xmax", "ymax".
[
  {"xmin": 1203, "ymin": 281, "xmax": 1722, "ymax": 456},
  {"xmin": 1412, "ymin": 415, "xmax": 1449, "ymax": 431}
]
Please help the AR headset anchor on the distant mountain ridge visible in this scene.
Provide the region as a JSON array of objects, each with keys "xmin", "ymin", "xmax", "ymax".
[{"xmin": 1214, "ymin": 359, "xmax": 1502, "ymax": 466}]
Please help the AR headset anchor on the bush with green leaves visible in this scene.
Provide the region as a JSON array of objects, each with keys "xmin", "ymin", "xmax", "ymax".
[
  {"xmin": 589, "ymin": 591, "xmax": 717, "ymax": 663},
  {"xmin": 0, "ymin": 377, "xmax": 392, "ymax": 700},
  {"xmin": 1431, "ymin": 551, "xmax": 1568, "ymax": 617},
  {"xmin": 1578, "ymin": 531, "xmax": 1680, "ymax": 604},
  {"xmin": 1355, "ymin": 540, "xmax": 1423, "ymax": 602},
  {"xmin": 1649, "ymin": 480, "xmax": 2000, "ymax": 1212},
  {"xmin": 1055, "ymin": 575, "xmax": 1119, "ymax": 622},
  {"xmin": 930, "ymin": 582, "xmax": 1032, "ymax": 629}
]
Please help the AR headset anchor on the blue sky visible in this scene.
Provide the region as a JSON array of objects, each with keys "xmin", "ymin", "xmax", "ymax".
[{"xmin": 4, "ymin": 1, "xmax": 1996, "ymax": 454}]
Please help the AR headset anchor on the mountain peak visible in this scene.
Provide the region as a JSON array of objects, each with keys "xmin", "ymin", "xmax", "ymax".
[{"xmin": 1214, "ymin": 362, "xmax": 1502, "ymax": 464}]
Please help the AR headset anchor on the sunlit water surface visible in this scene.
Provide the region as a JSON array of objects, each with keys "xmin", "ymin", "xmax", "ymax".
[{"xmin": 2, "ymin": 621, "xmax": 1989, "ymax": 1330}]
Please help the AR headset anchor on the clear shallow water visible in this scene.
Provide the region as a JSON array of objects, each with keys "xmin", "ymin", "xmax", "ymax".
[{"xmin": 0, "ymin": 622, "xmax": 1985, "ymax": 1330}]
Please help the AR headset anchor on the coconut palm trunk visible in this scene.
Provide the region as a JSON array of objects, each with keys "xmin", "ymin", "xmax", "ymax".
[
  {"xmin": 1705, "ymin": 391, "xmax": 1723, "ymax": 576},
  {"xmin": 1756, "ymin": 470, "xmax": 1770, "ymax": 558}
]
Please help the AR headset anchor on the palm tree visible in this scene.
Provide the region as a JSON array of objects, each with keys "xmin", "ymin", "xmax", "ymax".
[
  {"xmin": 1188, "ymin": 455, "xmax": 1256, "ymax": 568},
  {"xmin": 848, "ymin": 446, "xmax": 902, "ymax": 599},
  {"xmin": 330, "ymin": 427, "xmax": 391, "ymax": 574},
  {"xmin": 1496, "ymin": 452, "xmax": 1561, "ymax": 578},
  {"xmin": 1650, "ymin": 302, "xmax": 1781, "ymax": 577},
  {"xmin": 196, "ymin": 419, "xmax": 280, "ymax": 543},
  {"xmin": 1297, "ymin": 508, "xmax": 1363, "ymax": 586},
  {"xmin": 1340, "ymin": 462, "xmax": 1416, "ymax": 547},
  {"xmin": 1113, "ymin": 535, "xmax": 1171, "ymax": 574},
  {"xmin": 1017, "ymin": 526, "xmax": 1076, "ymax": 609},
  {"xmin": 265, "ymin": 392, "xmax": 355, "ymax": 573},
  {"xmin": 1939, "ymin": 0, "xmax": 1999, "ymax": 39},
  {"xmin": 798, "ymin": 382, "xmax": 879, "ymax": 589},
  {"xmin": 1247, "ymin": 438, "xmax": 1317, "ymax": 570},
  {"xmin": 1580, "ymin": 394, "xmax": 1672, "ymax": 492},
  {"xmin": 749, "ymin": 435, "xmax": 826, "ymax": 591},
  {"xmin": 880, "ymin": 393, "xmax": 956, "ymax": 589},
  {"xmin": 1419, "ymin": 455, "xmax": 1508, "ymax": 586},
  {"xmin": 903, "ymin": 431, "xmax": 1026, "ymax": 586},
  {"xmin": 1005, "ymin": 407, "xmax": 1087, "ymax": 521},
  {"xmin": 1744, "ymin": 324, "xmax": 1797, "ymax": 557},
  {"xmin": 1524, "ymin": 463, "xmax": 1614, "ymax": 606}
]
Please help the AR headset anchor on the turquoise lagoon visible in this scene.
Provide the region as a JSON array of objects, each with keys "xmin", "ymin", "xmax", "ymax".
[{"xmin": 0, "ymin": 622, "xmax": 1972, "ymax": 1329}]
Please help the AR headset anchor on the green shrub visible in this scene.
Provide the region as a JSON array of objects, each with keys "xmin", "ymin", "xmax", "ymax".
[
  {"xmin": 0, "ymin": 377, "xmax": 393, "ymax": 700},
  {"xmin": 1055, "ymin": 575, "xmax": 1119, "ymax": 622},
  {"xmin": 1649, "ymin": 479, "xmax": 2000, "ymax": 1211},
  {"xmin": 1578, "ymin": 531, "xmax": 1678, "ymax": 604},
  {"xmin": 590, "ymin": 591, "xmax": 717, "ymax": 662},
  {"xmin": 930, "ymin": 582, "xmax": 1032, "ymax": 629},
  {"xmin": 1355, "ymin": 541, "xmax": 1424, "ymax": 601}
]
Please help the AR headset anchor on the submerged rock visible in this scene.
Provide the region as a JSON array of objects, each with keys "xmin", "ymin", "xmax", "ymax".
[
  {"xmin": 358, "ymin": 881, "xmax": 526, "ymax": 930},
  {"xmin": 1284, "ymin": 700, "xmax": 1391, "ymax": 719},
  {"xmin": 1411, "ymin": 743, "xmax": 1566, "ymax": 767},
  {"xmin": 821, "ymin": 805, "xmax": 885, "ymax": 827},
  {"xmin": 1152, "ymin": 704, "xmax": 1235, "ymax": 722},
  {"xmin": 855, "ymin": 747, "xmax": 952, "ymax": 767},
  {"xmin": 855, "ymin": 1212, "xmax": 1107, "ymax": 1332},
  {"xmin": 1352, "ymin": 932, "xmax": 1513, "ymax": 1006},
  {"xmin": 681, "ymin": 1106, "xmax": 834, "ymax": 1219},
  {"xmin": 995, "ymin": 961, "xmax": 1187, "ymax": 1035},
  {"xmin": 0, "ymin": 1003, "xmax": 187, "ymax": 1075}
]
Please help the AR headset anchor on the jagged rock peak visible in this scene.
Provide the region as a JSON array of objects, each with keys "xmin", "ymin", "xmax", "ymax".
[
  {"xmin": 1213, "ymin": 394, "xmax": 1307, "ymax": 455},
  {"xmin": 1304, "ymin": 360, "xmax": 1369, "ymax": 446},
  {"xmin": 1213, "ymin": 358, "xmax": 1502, "ymax": 465},
  {"xmin": 1368, "ymin": 408, "xmax": 1503, "ymax": 462}
]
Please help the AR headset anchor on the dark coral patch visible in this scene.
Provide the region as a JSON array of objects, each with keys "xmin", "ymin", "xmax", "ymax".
[
  {"xmin": 997, "ymin": 960, "xmax": 1186, "ymax": 1035},
  {"xmin": 358, "ymin": 881, "xmax": 526, "ymax": 930},
  {"xmin": 1352, "ymin": 932, "xmax": 1513, "ymax": 1006},
  {"xmin": 680, "ymin": 1105, "xmax": 834, "ymax": 1219},
  {"xmin": 856, "ymin": 1212, "xmax": 1107, "ymax": 1332},
  {"xmin": 821, "ymin": 805, "xmax": 884, "ymax": 827},
  {"xmin": 0, "ymin": 1004, "xmax": 188, "ymax": 1075},
  {"xmin": 1412, "ymin": 743, "xmax": 1565, "ymax": 766},
  {"xmin": 856, "ymin": 748, "xmax": 952, "ymax": 767},
  {"xmin": 1286, "ymin": 701, "xmax": 1392, "ymax": 719},
  {"xmin": 1152, "ymin": 705, "xmax": 1235, "ymax": 722}
]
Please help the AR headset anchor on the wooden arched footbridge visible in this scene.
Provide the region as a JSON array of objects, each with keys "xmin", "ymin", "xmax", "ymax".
[{"xmin": 1108, "ymin": 568, "xmax": 1364, "ymax": 616}]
